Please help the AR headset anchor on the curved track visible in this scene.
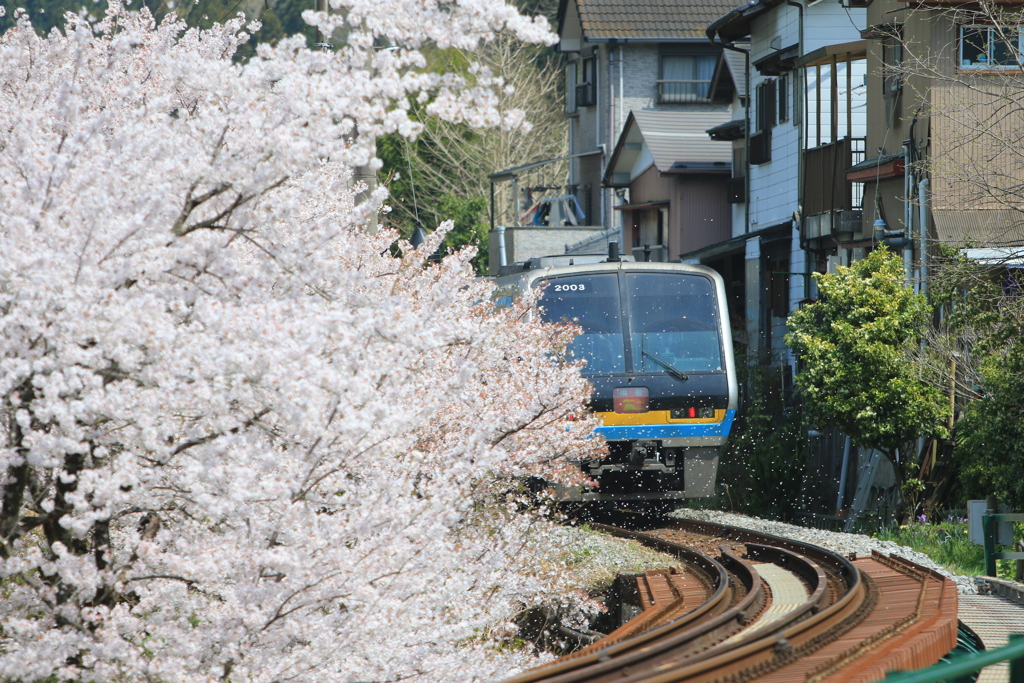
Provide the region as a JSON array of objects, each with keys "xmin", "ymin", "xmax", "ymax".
[{"xmin": 505, "ymin": 517, "xmax": 958, "ymax": 683}]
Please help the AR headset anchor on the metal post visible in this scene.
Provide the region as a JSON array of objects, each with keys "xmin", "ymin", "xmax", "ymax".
[
  {"xmin": 1012, "ymin": 633, "xmax": 1024, "ymax": 683},
  {"xmin": 497, "ymin": 226, "xmax": 508, "ymax": 268},
  {"xmin": 985, "ymin": 495, "xmax": 999, "ymax": 576},
  {"xmin": 314, "ymin": 0, "xmax": 330, "ymax": 47},
  {"xmin": 837, "ymin": 435, "xmax": 852, "ymax": 514}
]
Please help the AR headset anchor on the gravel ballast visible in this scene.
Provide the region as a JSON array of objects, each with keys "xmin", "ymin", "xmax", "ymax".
[{"xmin": 670, "ymin": 508, "xmax": 984, "ymax": 594}]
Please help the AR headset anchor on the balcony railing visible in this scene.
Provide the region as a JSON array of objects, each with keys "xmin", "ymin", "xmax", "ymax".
[
  {"xmin": 657, "ymin": 80, "xmax": 713, "ymax": 104},
  {"xmin": 803, "ymin": 137, "xmax": 866, "ymax": 215}
]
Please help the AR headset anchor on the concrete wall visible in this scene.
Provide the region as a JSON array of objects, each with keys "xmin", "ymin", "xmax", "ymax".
[{"xmin": 487, "ymin": 226, "xmax": 608, "ymax": 275}]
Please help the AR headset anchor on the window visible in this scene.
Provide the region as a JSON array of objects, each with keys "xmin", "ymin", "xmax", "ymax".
[
  {"xmin": 750, "ymin": 80, "xmax": 775, "ymax": 165},
  {"xmin": 755, "ymin": 79, "xmax": 777, "ymax": 132},
  {"xmin": 565, "ymin": 62, "xmax": 577, "ymax": 114},
  {"xmin": 577, "ymin": 56, "xmax": 597, "ymax": 106},
  {"xmin": 659, "ymin": 53, "xmax": 717, "ymax": 103},
  {"xmin": 882, "ymin": 29, "xmax": 904, "ymax": 93},
  {"xmin": 960, "ymin": 25, "xmax": 1023, "ymax": 69}
]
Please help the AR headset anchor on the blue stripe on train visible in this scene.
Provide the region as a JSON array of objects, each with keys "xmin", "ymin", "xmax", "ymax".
[{"xmin": 595, "ymin": 409, "xmax": 736, "ymax": 441}]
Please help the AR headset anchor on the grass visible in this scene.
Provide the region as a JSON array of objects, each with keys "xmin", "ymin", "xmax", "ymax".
[{"xmin": 874, "ymin": 516, "xmax": 1022, "ymax": 580}]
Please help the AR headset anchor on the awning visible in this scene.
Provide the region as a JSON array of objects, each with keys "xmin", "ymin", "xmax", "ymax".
[
  {"xmin": 964, "ymin": 247, "xmax": 1024, "ymax": 264},
  {"xmin": 487, "ymin": 149, "xmax": 602, "ymax": 181},
  {"xmin": 846, "ymin": 152, "xmax": 905, "ymax": 182},
  {"xmin": 614, "ymin": 201, "xmax": 670, "ymax": 211},
  {"xmin": 932, "ymin": 209, "xmax": 1024, "ymax": 248},
  {"xmin": 753, "ymin": 44, "xmax": 799, "ymax": 75},
  {"xmin": 707, "ymin": 119, "xmax": 746, "ymax": 141}
]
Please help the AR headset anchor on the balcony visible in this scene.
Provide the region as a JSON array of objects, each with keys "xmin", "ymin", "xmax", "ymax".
[
  {"xmin": 656, "ymin": 80, "xmax": 712, "ymax": 104},
  {"xmin": 803, "ymin": 137, "xmax": 866, "ymax": 242},
  {"xmin": 804, "ymin": 137, "xmax": 865, "ymax": 214}
]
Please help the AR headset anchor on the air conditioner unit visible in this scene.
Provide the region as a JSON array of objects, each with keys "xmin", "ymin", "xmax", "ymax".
[{"xmin": 576, "ymin": 83, "xmax": 596, "ymax": 107}]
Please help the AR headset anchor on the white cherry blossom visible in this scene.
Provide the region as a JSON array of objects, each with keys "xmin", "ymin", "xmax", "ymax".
[{"xmin": 0, "ymin": 4, "xmax": 600, "ymax": 681}]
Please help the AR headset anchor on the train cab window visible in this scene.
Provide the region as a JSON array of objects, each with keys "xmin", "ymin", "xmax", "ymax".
[
  {"xmin": 536, "ymin": 274, "xmax": 626, "ymax": 374},
  {"xmin": 625, "ymin": 273, "xmax": 722, "ymax": 374}
]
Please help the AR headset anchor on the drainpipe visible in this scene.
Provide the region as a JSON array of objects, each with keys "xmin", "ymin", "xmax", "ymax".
[
  {"xmin": 786, "ymin": 0, "xmax": 807, "ymax": 300},
  {"xmin": 902, "ymin": 139, "xmax": 914, "ymax": 284},
  {"xmin": 919, "ymin": 178, "xmax": 929, "ymax": 297}
]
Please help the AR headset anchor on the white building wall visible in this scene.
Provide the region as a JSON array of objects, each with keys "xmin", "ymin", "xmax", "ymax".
[
  {"xmin": 739, "ymin": 0, "xmax": 865, "ymax": 364},
  {"xmin": 805, "ymin": 4, "xmax": 866, "ymax": 53}
]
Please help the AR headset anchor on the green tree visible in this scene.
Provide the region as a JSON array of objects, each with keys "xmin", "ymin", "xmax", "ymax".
[
  {"xmin": 920, "ymin": 248, "xmax": 1024, "ymax": 508},
  {"xmin": 956, "ymin": 341, "xmax": 1024, "ymax": 507},
  {"xmin": 785, "ymin": 248, "xmax": 949, "ymax": 514}
]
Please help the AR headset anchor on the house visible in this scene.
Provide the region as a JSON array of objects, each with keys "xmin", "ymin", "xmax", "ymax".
[
  {"xmin": 555, "ymin": 0, "xmax": 742, "ymax": 243},
  {"xmin": 705, "ymin": 0, "xmax": 874, "ymax": 520},
  {"xmin": 603, "ymin": 109, "xmax": 733, "ymax": 259},
  {"xmin": 855, "ymin": 0, "xmax": 1024, "ymax": 279},
  {"xmin": 705, "ymin": 0, "xmax": 867, "ymax": 364}
]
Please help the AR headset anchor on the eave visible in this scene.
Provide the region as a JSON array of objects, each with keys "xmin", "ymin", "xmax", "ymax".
[
  {"xmin": 707, "ymin": 119, "xmax": 746, "ymax": 141},
  {"xmin": 846, "ymin": 153, "xmax": 905, "ymax": 182}
]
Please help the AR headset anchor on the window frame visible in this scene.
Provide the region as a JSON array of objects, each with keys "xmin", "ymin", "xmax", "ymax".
[
  {"xmin": 581, "ymin": 56, "xmax": 596, "ymax": 87},
  {"xmin": 565, "ymin": 62, "xmax": 578, "ymax": 115},
  {"xmin": 959, "ymin": 24, "xmax": 1024, "ymax": 71},
  {"xmin": 755, "ymin": 79, "xmax": 777, "ymax": 133},
  {"xmin": 657, "ymin": 48, "xmax": 718, "ymax": 104},
  {"xmin": 881, "ymin": 27, "xmax": 904, "ymax": 94},
  {"xmin": 778, "ymin": 74, "xmax": 789, "ymax": 123}
]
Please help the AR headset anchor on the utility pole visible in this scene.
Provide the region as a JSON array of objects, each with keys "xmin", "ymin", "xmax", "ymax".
[{"xmin": 313, "ymin": 0, "xmax": 379, "ymax": 235}]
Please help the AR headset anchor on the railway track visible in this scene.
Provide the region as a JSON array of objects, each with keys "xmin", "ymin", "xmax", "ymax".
[{"xmin": 505, "ymin": 517, "xmax": 958, "ymax": 683}]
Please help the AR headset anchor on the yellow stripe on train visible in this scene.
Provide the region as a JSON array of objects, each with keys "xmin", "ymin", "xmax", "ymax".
[{"xmin": 597, "ymin": 409, "xmax": 727, "ymax": 426}]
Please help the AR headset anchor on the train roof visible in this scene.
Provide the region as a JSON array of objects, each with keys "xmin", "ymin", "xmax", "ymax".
[{"xmin": 494, "ymin": 257, "xmax": 722, "ymax": 290}]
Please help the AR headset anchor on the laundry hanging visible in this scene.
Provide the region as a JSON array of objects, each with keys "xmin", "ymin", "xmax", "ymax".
[
  {"xmin": 519, "ymin": 195, "xmax": 586, "ymax": 226},
  {"xmin": 532, "ymin": 203, "xmax": 551, "ymax": 226},
  {"xmin": 519, "ymin": 202, "xmax": 541, "ymax": 225}
]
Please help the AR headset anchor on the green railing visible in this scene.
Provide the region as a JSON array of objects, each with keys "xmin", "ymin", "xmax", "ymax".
[
  {"xmin": 884, "ymin": 634, "xmax": 1024, "ymax": 682},
  {"xmin": 984, "ymin": 512, "xmax": 1024, "ymax": 576}
]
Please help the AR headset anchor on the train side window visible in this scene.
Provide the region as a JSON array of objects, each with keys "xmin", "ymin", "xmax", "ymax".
[
  {"xmin": 536, "ymin": 274, "xmax": 626, "ymax": 374},
  {"xmin": 625, "ymin": 273, "xmax": 722, "ymax": 373}
]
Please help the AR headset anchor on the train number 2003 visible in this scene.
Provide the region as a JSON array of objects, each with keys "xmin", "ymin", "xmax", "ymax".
[{"xmin": 554, "ymin": 284, "xmax": 586, "ymax": 292}]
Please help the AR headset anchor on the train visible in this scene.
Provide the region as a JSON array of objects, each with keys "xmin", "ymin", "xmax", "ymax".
[{"xmin": 495, "ymin": 243, "xmax": 738, "ymax": 510}]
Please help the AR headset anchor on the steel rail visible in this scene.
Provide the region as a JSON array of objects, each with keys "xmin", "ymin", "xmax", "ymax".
[
  {"xmin": 503, "ymin": 517, "xmax": 957, "ymax": 683},
  {"xmin": 502, "ymin": 527, "xmax": 731, "ymax": 683}
]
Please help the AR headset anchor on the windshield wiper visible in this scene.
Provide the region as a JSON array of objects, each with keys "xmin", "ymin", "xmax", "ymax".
[{"xmin": 641, "ymin": 349, "xmax": 689, "ymax": 381}]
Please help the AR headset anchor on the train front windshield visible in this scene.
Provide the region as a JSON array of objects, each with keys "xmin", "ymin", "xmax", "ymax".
[
  {"xmin": 537, "ymin": 272, "xmax": 722, "ymax": 376},
  {"xmin": 536, "ymin": 274, "xmax": 626, "ymax": 374}
]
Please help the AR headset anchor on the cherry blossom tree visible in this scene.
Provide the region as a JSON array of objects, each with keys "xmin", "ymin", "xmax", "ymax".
[{"xmin": 0, "ymin": 4, "xmax": 603, "ymax": 681}]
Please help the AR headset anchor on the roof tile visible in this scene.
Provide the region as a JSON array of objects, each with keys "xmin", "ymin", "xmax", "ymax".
[{"xmin": 576, "ymin": 0, "xmax": 740, "ymax": 40}]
